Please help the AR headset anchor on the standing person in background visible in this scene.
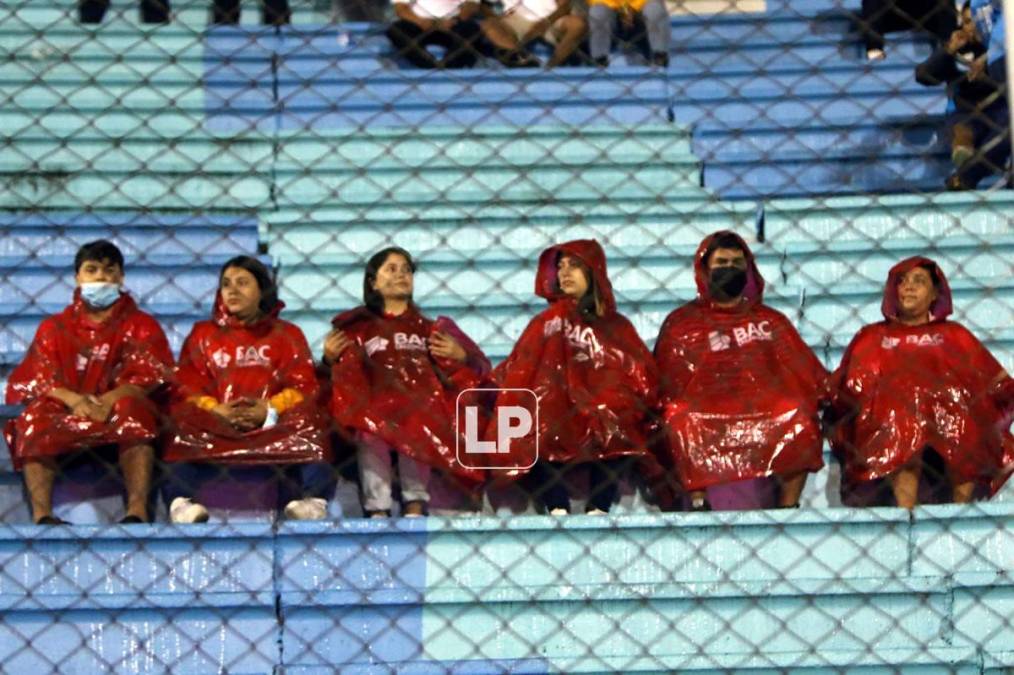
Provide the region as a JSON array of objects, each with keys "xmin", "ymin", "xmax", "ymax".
[
  {"xmin": 860, "ymin": 0, "xmax": 957, "ymax": 61},
  {"xmin": 587, "ymin": 0, "xmax": 670, "ymax": 67},
  {"xmin": 4, "ymin": 240, "xmax": 174, "ymax": 524},
  {"xmin": 655, "ymin": 231, "xmax": 828, "ymax": 512},
  {"xmin": 489, "ymin": 240, "xmax": 665, "ymax": 515},
  {"xmin": 829, "ymin": 257, "xmax": 1013, "ymax": 508},
  {"xmin": 212, "ymin": 0, "xmax": 291, "ymax": 25},
  {"xmin": 79, "ymin": 0, "xmax": 170, "ymax": 23},
  {"xmin": 324, "ymin": 247, "xmax": 491, "ymax": 518}
]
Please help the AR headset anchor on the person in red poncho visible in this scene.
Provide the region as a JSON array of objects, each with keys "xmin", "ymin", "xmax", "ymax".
[
  {"xmin": 4, "ymin": 240, "xmax": 173, "ymax": 525},
  {"xmin": 490, "ymin": 239, "xmax": 661, "ymax": 515},
  {"xmin": 162, "ymin": 256, "xmax": 332, "ymax": 523},
  {"xmin": 655, "ymin": 231, "xmax": 828, "ymax": 511},
  {"xmin": 323, "ymin": 247, "xmax": 491, "ymax": 518},
  {"xmin": 829, "ymin": 256, "xmax": 1013, "ymax": 508}
]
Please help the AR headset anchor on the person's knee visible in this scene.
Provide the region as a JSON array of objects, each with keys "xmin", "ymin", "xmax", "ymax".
[
  {"xmin": 588, "ymin": 5, "xmax": 612, "ymax": 28},
  {"xmin": 559, "ymin": 14, "xmax": 587, "ymax": 37},
  {"xmin": 641, "ymin": 0, "xmax": 667, "ymax": 22}
]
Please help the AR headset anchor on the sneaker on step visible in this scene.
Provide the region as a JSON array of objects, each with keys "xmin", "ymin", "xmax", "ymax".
[
  {"xmin": 549, "ymin": 507, "xmax": 569, "ymax": 516},
  {"xmin": 170, "ymin": 497, "xmax": 209, "ymax": 524},
  {"xmin": 585, "ymin": 508, "xmax": 608, "ymax": 515},
  {"xmin": 284, "ymin": 497, "xmax": 328, "ymax": 521},
  {"xmin": 866, "ymin": 48, "xmax": 886, "ymax": 61}
]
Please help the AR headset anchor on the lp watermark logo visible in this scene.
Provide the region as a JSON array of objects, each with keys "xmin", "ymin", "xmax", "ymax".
[{"xmin": 455, "ymin": 388, "xmax": 538, "ymax": 470}]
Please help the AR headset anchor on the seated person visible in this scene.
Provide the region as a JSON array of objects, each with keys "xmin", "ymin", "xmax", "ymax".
[
  {"xmin": 388, "ymin": 0, "xmax": 538, "ymax": 69},
  {"xmin": 829, "ymin": 257, "xmax": 1013, "ymax": 508},
  {"xmin": 655, "ymin": 231, "xmax": 828, "ymax": 511},
  {"xmin": 490, "ymin": 240, "xmax": 664, "ymax": 515},
  {"xmin": 79, "ymin": 0, "xmax": 170, "ymax": 23},
  {"xmin": 860, "ymin": 0, "xmax": 957, "ymax": 61},
  {"xmin": 949, "ymin": 0, "xmax": 1009, "ymax": 190},
  {"xmin": 162, "ymin": 257, "xmax": 331, "ymax": 523},
  {"xmin": 324, "ymin": 247, "xmax": 490, "ymax": 518},
  {"xmin": 4, "ymin": 240, "xmax": 174, "ymax": 524},
  {"xmin": 212, "ymin": 0, "xmax": 290, "ymax": 25},
  {"xmin": 587, "ymin": 0, "xmax": 670, "ymax": 67},
  {"xmin": 485, "ymin": 0, "xmax": 587, "ymax": 68}
]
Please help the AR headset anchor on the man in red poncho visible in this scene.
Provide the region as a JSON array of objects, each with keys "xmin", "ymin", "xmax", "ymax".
[
  {"xmin": 162, "ymin": 256, "xmax": 332, "ymax": 523},
  {"xmin": 655, "ymin": 231, "xmax": 828, "ymax": 511},
  {"xmin": 830, "ymin": 256, "xmax": 1013, "ymax": 508},
  {"xmin": 489, "ymin": 239, "xmax": 664, "ymax": 515},
  {"xmin": 4, "ymin": 240, "xmax": 174, "ymax": 525},
  {"xmin": 324, "ymin": 246, "xmax": 491, "ymax": 518}
]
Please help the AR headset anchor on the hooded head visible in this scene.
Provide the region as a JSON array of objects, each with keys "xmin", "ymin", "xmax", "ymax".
[
  {"xmin": 694, "ymin": 231, "xmax": 764, "ymax": 306},
  {"xmin": 536, "ymin": 239, "xmax": 616, "ymax": 318},
  {"xmin": 882, "ymin": 256, "xmax": 953, "ymax": 324}
]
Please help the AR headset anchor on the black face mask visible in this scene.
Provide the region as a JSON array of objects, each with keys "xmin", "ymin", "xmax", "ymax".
[{"xmin": 709, "ymin": 267, "xmax": 747, "ymax": 300}]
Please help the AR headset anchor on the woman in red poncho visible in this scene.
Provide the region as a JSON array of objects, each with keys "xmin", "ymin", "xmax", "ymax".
[
  {"xmin": 655, "ymin": 231, "xmax": 828, "ymax": 511},
  {"xmin": 323, "ymin": 247, "xmax": 491, "ymax": 518},
  {"xmin": 4, "ymin": 240, "xmax": 174, "ymax": 525},
  {"xmin": 162, "ymin": 256, "xmax": 331, "ymax": 523},
  {"xmin": 490, "ymin": 239, "xmax": 662, "ymax": 515},
  {"xmin": 830, "ymin": 256, "xmax": 1013, "ymax": 508}
]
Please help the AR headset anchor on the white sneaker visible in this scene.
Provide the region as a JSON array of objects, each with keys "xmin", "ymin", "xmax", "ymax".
[
  {"xmin": 585, "ymin": 508, "xmax": 607, "ymax": 516},
  {"xmin": 866, "ymin": 48, "xmax": 886, "ymax": 61},
  {"xmin": 284, "ymin": 497, "xmax": 328, "ymax": 521},
  {"xmin": 170, "ymin": 497, "xmax": 209, "ymax": 524},
  {"xmin": 549, "ymin": 507, "xmax": 569, "ymax": 516}
]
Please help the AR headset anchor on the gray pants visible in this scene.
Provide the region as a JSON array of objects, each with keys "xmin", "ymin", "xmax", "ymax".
[
  {"xmin": 357, "ymin": 433, "xmax": 431, "ymax": 512},
  {"xmin": 588, "ymin": 0, "xmax": 671, "ymax": 59}
]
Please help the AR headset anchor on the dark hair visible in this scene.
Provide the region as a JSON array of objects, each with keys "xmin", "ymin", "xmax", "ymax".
[
  {"xmin": 703, "ymin": 232, "xmax": 746, "ymax": 267},
  {"xmin": 918, "ymin": 262, "xmax": 941, "ymax": 289},
  {"xmin": 74, "ymin": 240, "xmax": 124, "ymax": 273},
  {"xmin": 363, "ymin": 246, "xmax": 416, "ymax": 314},
  {"xmin": 557, "ymin": 252, "xmax": 603, "ymax": 320},
  {"xmin": 219, "ymin": 255, "xmax": 279, "ymax": 314}
]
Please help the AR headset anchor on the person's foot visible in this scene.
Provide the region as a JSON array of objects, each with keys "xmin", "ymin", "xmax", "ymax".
[
  {"xmin": 35, "ymin": 515, "xmax": 70, "ymax": 525},
  {"xmin": 169, "ymin": 497, "xmax": 209, "ymax": 524},
  {"xmin": 497, "ymin": 49, "xmax": 540, "ymax": 68},
  {"xmin": 402, "ymin": 500, "xmax": 427, "ymax": 518},
  {"xmin": 585, "ymin": 507, "xmax": 608, "ymax": 515},
  {"xmin": 946, "ymin": 173, "xmax": 972, "ymax": 191},
  {"xmin": 593, "ymin": 55, "xmax": 609, "ymax": 68},
  {"xmin": 284, "ymin": 497, "xmax": 328, "ymax": 521},
  {"xmin": 951, "ymin": 144, "xmax": 975, "ymax": 166},
  {"xmin": 689, "ymin": 495, "xmax": 712, "ymax": 512},
  {"xmin": 866, "ymin": 48, "xmax": 886, "ymax": 61},
  {"xmin": 549, "ymin": 507, "xmax": 569, "ymax": 516},
  {"xmin": 651, "ymin": 51, "xmax": 669, "ymax": 68},
  {"xmin": 366, "ymin": 509, "xmax": 390, "ymax": 519},
  {"xmin": 119, "ymin": 515, "xmax": 147, "ymax": 524}
]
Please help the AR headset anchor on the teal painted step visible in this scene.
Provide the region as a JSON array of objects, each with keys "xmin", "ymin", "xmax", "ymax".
[
  {"xmin": 274, "ymin": 125, "xmax": 695, "ymax": 171},
  {"xmin": 2, "ymin": 83, "xmax": 204, "ymax": 110},
  {"xmin": 763, "ymin": 192, "xmax": 1014, "ymax": 243},
  {"xmin": 0, "ymin": 172, "xmax": 271, "ymax": 210},
  {"xmin": 4, "ymin": 135, "xmax": 274, "ymax": 174},
  {"xmin": 274, "ymin": 164, "xmax": 702, "ymax": 206},
  {"xmin": 0, "ymin": 58, "xmax": 205, "ymax": 85},
  {"xmin": 2, "ymin": 110, "xmax": 210, "ymax": 138},
  {"xmin": 265, "ymin": 199, "xmax": 758, "ymax": 264}
]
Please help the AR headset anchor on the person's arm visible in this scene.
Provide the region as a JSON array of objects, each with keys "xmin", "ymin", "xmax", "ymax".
[
  {"xmin": 458, "ymin": 1, "xmax": 480, "ymax": 21},
  {"xmin": 519, "ymin": 0, "xmax": 570, "ymax": 44},
  {"xmin": 395, "ymin": 1, "xmax": 435, "ymax": 30}
]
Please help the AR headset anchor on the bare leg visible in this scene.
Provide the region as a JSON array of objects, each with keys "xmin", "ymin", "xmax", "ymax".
[
  {"xmin": 24, "ymin": 459, "xmax": 58, "ymax": 522},
  {"xmin": 952, "ymin": 480, "xmax": 975, "ymax": 503},
  {"xmin": 547, "ymin": 15, "xmax": 588, "ymax": 68},
  {"xmin": 481, "ymin": 16, "xmax": 522, "ymax": 51},
  {"xmin": 889, "ymin": 462, "xmax": 922, "ymax": 509},
  {"xmin": 120, "ymin": 443, "xmax": 154, "ymax": 521},
  {"xmin": 778, "ymin": 471, "xmax": 807, "ymax": 508}
]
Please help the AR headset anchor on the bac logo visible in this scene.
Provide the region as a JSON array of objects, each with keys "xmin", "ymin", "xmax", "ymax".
[
  {"xmin": 455, "ymin": 388, "xmax": 538, "ymax": 471},
  {"xmin": 906, "ymin": 333, "xmax": 944, "ymax": 347},
  {"xmin": 78, "ymin": 343, "xmax": 111, "ymax": 370},
  {"xmin": 364, "ymin": 336, "xmax": 389, "ymax": 356},
  {"xmin": 394, "ymin": 332, "xmax": 427, "ymax": 351},
  {"xmin": 708, "ymin": 321, "xmax": 772, "ymax": 351},
  {"xmin": 881, "ymin": 337, "xmax": 901, "ymax": 349},
  {"xmin": 708, "ymin": 331, "xmax": 732, "ymax": 352},
  {"xmin": 212, "ymin": 345, "xmax": 271, "ymax": 368}
]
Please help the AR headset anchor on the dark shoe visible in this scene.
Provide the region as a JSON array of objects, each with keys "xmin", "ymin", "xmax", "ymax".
[
  {"xmin": 35, "ymin": 515, "xmax": 70, "ymax": 525},
  {"xmin": 119, "ymin": 515, "xmax": 147, "ymax": 524},
  {"xmin": 402, "ymin": 501, "xmax": 427, "ymax": 518},
  {"xmin": 651, "ymin": 51, "xmax": 669, "ymax": 68},
  {"xmin": 946, "ymin": 174, "xmax": 972, "ymax": 191},
  {"xmin": 366, "ymin": 509, "xmax": 391, "ymax": 519},
  {"xmin": 497, "ymin": 49, "xmax": 539, "ymax": 68},
  {"xmin": 594, "ymin": 55, "xmax": 609, "ymax": 68},
  {"xmin": 689, "ymin": 496, "xmax": 711, "ymax": 512},
  {"xmin": 777, "ymin": 503, "xmax": 801, "ymax": 509}
]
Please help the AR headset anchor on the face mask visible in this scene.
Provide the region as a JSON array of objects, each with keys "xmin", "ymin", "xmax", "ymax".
[
  {"xmin": 709, "ymin": 267, "xmax": 747, "ymax": 300},
  {"xmin": 79, "ymin": 282, "xmax": 122, "ymax": 309}
]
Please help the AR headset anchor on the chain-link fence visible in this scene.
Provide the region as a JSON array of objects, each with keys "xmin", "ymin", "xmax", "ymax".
[{"xmin": 0, "ymin": 0, "xmax": 1012, "ymax": 671}]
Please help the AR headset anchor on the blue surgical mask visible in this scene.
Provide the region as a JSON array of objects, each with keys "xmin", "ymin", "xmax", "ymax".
[{"xmin": 79, "ymin": 282, "xmax": 122, "ymax": 309}]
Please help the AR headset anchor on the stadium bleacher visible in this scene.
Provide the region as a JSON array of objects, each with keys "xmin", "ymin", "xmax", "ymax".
[{"xmin": 0, "ymin": 0, "xmax": 1011, "ymax": 671}]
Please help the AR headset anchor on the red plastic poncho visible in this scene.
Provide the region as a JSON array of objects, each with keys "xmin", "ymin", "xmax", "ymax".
[
  {"xmin": 489, "ymin": 240, "xmax": 662, "ymax": 476},
  {"xmin": 830, "ymin": 256, "xmax": 1014, "ymax": 493},
  {"xmin": 163, "ymin": 294, "xmax": 330, "ymax": 465},
  {"xmin": 329, "ymin": 305, "xmax": 491, "ymax": 484},
  {"xmin": 4, "ymin": 291, "xmax": 173, "ymax": 470},
  {"xmin": 655, "ymin": 231, "xmax": 828, "ymax": 492}
]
